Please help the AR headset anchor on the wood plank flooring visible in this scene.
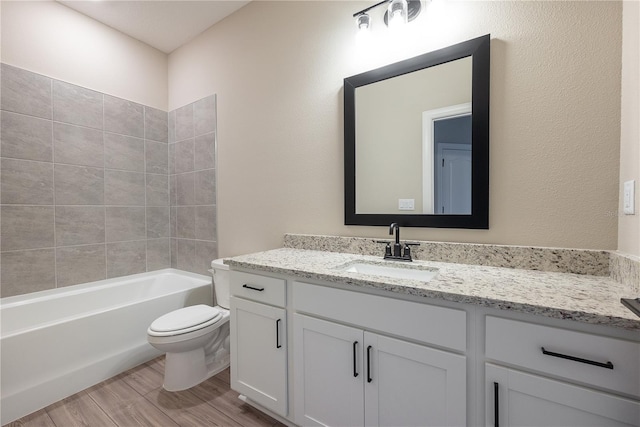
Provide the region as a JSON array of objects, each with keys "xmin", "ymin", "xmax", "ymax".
[{"xmin": 5, "ymin": 357, "xmax": 285, "ymax": 427}]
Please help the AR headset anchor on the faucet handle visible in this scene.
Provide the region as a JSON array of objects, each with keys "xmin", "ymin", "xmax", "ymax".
[
  {"xmin": 376, "ymin": 240, "xmax": 392, "ymax": 258},
  {"xmin": 402, "ymin": 242, "xmax": 420, "ymax": 261}
]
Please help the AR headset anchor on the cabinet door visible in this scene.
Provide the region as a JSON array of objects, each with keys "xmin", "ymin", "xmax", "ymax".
[
  {"xmin": 486, "ymin": 364, "xmax": 640, "ymax": 427},
  {"xmin": 364, "ymin": 332, "xmax": 467, "ymax": 427},
  {"xmin": 293, "ymin": 314, "xmax": 364, "ymax": 427},
  {"xmin": 230, "ymin": 297, "xmax": 287, "ymax": 416}
]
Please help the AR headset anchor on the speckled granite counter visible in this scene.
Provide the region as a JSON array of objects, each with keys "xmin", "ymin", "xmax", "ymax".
[{"xmin": 226, "ymin": 248, "xmax": 640, "ymax": 332}]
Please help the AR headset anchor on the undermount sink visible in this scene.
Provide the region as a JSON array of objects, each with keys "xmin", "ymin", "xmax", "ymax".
[{"xmin": 337, "ymin": 261, "xmax": 439, "ymax": 282}]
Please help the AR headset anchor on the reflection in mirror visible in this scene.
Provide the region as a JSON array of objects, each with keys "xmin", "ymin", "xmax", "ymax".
[
  {"xmin": 355, "ymin": 57, "xmax": 472, "ymax": 215},
  {"xmin": 344, "ymin": 34, "xmax": 490, "ymax": 228}
]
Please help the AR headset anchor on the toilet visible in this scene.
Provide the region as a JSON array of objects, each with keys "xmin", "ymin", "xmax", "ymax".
[{"xmin": 147, "ymin": 259, "xmax": 231, "ymax": 391}]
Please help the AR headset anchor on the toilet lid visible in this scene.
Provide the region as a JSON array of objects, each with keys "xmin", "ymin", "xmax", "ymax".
[{"xmin": 149, "ymin": 305, "xmax": 222, "ymax": 333}]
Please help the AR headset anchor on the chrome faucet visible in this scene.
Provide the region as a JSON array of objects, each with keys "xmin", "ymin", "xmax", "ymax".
[{"xmin": 377, "ymin": 223, "xmax": 419, "ymax": 261}]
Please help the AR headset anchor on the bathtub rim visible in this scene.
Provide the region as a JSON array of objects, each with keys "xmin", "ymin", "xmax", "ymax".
[{"xmin": 1, "ymin": 268, "xmax": 211, "ymax": 307}]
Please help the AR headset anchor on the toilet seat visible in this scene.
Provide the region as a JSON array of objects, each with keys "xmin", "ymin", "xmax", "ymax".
[{"xmin": 148, "ymin": 305, "xmax": 223, "ymax": 337}]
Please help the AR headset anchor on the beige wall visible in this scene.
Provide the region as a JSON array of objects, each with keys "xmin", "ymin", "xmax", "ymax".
[
  {"xmin": 0, "ymin": 1, "xmax": 168, "ymax": 110},
  {"xmin": 619, "ymin": 0, "xmax": 640, "ymax": 258},
  {"xmin": 169, "ymin": 1, "xmax": 623, "ymax": 256}
]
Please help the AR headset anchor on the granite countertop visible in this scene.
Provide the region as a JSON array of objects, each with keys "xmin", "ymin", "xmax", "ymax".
[{"xmin": 226, "ymin": 248, "xmax": 640, "ymax": 331}]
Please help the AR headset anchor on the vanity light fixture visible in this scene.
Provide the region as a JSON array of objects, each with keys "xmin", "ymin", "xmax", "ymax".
[{"xmin": 353, "ymin": 0, "xmax": 423, "ymax": 32}]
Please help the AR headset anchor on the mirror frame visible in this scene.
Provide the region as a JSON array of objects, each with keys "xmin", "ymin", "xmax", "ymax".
[{"xmin": 344, "ymin": 34, "xmax": 490, "ymax": 228}]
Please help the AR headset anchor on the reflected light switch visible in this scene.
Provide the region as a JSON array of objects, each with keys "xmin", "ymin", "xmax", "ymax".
[
  {"xmin": 399, "ymin": 199, "xmax": 415, "ymax": 210},
  {"xmin": 623, "ymin": 180, "xmax": 635, "ymax": 215}
]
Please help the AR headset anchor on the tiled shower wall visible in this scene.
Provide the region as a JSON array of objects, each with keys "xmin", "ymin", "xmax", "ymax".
[
  {"xmin": 169, "ymin": 96, "xmax": 218, "ymax": 276},
  {"xmin": 0, "ymin": 64, "xmax": 218, "ymax": 297}
]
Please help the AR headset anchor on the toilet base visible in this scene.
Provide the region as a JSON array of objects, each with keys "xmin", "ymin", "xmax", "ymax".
[{"xmin": 162, "ymin": 349, "xmax": 230, "ymax": 392}]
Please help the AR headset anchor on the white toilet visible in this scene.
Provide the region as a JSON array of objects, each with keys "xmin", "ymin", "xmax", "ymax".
[{"xmin": 147, "ymin": 259, "xmax": 231, "ymax": 391}]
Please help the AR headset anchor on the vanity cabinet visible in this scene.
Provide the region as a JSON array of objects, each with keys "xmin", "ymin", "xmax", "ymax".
[
  {"xmin": 485, "ymin": 364, "xmax": 640, "ymax": 427},
  {"xmin": 229, "ymin": 272, "xmax": 288, "ymax": 417},
  {"xmin": 294, "ymin": 314, "xmax": 466, "ymax": 426},
  {"xmin": 484, "ymin": 316, "xmax": 640, "ymax": 427},
  {"xmin": 292, "ymin": 281, "xmax": 467, "ymax": 427}
]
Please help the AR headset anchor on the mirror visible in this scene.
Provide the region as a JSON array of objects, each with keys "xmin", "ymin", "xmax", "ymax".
[{"xmin": 344, "ymin": 34, "xmax": 490, "ymax": 228}]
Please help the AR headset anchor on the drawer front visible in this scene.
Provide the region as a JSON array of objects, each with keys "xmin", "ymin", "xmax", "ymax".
[
  {"xmin": 486, "ymin": 316, "xmax": 640, "ymax": 397},
  {"xmin": 230, "ymin": 271, "xmax": 286, "ymax": 307},
  {"xmin": 293, "ymin": 281, "xmax": 466, "ymax": 352}
]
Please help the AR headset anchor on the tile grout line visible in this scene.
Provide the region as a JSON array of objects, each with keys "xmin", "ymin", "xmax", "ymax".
[{"xmin": 51, "ymin": 78, "xmax": 58, "ymax": 290}]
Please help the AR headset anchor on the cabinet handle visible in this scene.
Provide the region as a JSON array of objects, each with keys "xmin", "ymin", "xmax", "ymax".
[
  {"xmin": 242, "ymin": 284, "xmax": 265, "ymax": 292},
  {"xmin": 541, "ymin": 347, "xmax": 613, "ymax": 369},
  {"xmin": 275, "ymin": 319, "xmax": 282, "ymax": 349},
  {"xmin": 367, "ymin": 345, "xmax": 373, "ymax": 383},
  {"xmin": 493, "ymin": 382, "xmax": 499, "ymax": 427},
  {"xmin": 353, "ymin": 341, "xmax": 359, "ymax": 377}
]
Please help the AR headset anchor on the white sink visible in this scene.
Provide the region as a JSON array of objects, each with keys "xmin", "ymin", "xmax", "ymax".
[{"xmin": 338, "ymin": 262, "xmax": 439, "ymax": 282}]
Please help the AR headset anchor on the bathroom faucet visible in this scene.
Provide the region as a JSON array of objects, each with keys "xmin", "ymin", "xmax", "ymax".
[
  {"xmin": 389, "ymin": 223, "xmax": 401, "ymax": 257},
  {"xmin": 377, "ymin": 223, "xmax": 419, "ymax": 261}
]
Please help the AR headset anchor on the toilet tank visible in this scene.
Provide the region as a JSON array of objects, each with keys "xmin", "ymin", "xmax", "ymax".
[{"xmin": 210, "ymin": 259, "xmax": 230, "ymax": 309}]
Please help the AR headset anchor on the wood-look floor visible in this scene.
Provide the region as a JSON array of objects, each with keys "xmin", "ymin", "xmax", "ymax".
[{"xmin": 5, "ymin": 357, "xmax": 285, "ymax": 427}]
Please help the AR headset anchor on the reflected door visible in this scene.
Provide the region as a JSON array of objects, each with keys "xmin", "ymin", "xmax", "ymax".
[{"xmin": 434, "ymin": 115, "xmax": 472, "ymax": 214}]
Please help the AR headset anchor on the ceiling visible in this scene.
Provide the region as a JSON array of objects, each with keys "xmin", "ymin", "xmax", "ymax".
[{"xmin": 58, "ymin": 1, "xmax": 251, "ymax": 54}]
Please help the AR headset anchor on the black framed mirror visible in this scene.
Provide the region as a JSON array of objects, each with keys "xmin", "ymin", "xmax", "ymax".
[{"xmin": 344, "ymin": 34, "xmax": 490, "ymax": 228}]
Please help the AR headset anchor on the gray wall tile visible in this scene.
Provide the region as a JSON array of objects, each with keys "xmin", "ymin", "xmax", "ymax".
[
  {"xmin": 104, "ymin": 170, "xmax": 145, "ymax": 205},
  {"xmin": 194, "ymin": 95, "xmax": 216, "ymax": 137},
  {"xmin": 176, "ymin": 206, "xmax": 195, "ymax": 239},
  {"xmin": 195, "ymin": 169, "xmax": 216, "ymax": 205},
  {"xmin": 56, "ymin": 244, "xmax": 106, "ymax": 287},
  {"xmin": 170, "ymin": 175, "xmax": 177, "ymax": 206},
  {"xmin": 176, "ymin": 172, "xmax": 195, "ymax": 206},
  {"xmin": 104, "ymin": 132, "xmax": 145, "ymax": 172},
  {"xmin": 195, "ymin": 240, "xmax": 218, "ymax": 276},
  {"xmin": 1, "ymin": 64, "xmax": 52, "ymax": 119},
  {"xmin": 194, "ymin": 132, "xmax": 216, "ymax": 171},
  {"xmin": 168, "ymin": 110, "xmax": 176, "ymax": 143},
  {"xmin": 147, "ymin": 238, "xmax": 171, "ymax": 271},
  {"xmin": 1, "ymin": 158, "xmax": 54, "ymax": 204},
  {"xmin": 195, "ymin": 205, "xmax": 217, "ymax": 241},
  {"xmin": 53, "ymin": 81, "xmax": 103, "ymax": 129},
  {"xmin": 176, "ymin": 238, "xmax": 196, "ymax": 272},
  {"xmin": 170, "ymin": 238, "xmax": 177, "ymax": 268},
  {"xmin": 107, "ymin": 240, "xmax": 146, "ymax": 278},
  {"xmin": 146, "ymin": 173, "xmax": 169, "ymax": 206},
  {"xmin": 104, "ymin": 95, "xmax": 143, "ymax": 138},
  {"xmin": 54, "ymin": 164, "xmax": 104, "ymax": 205},
  {"xmin": 170, "ymin": 207, "xmax": 177, "ymax": 238},
  {"xmin": 168, "ymin": 143, "xmax": 176, "ymax": 174},
  {"xmin": 175, "ymin": 103, "xmax": 194, "ymax": 141},
  {"xmin": 174, "ymin": 139, "xmax": 194, "ymax": 174},
  {"xmin": 144, "ymin": 106, "xmax": 168, "ymax": 143},
  {"xmin": 55, "ymin": 206, "xmax": 105, "ymax": 246},
  {"xmin": 1, "ymin": 206, "xmax": 54, "ymax": 251},
  {"xmin": 1, "ymin": 249, "xmax": 56, "ymax": 297},
  {"xmin": 1, "ymin": 111, "xmax": 53, "ymax": 161},
  {"xmin": 106, "ymin": 206, "xmax": 146, "ymax": 242},
  {"xmin": 145, "ymin": 140, "xmax": 168, "ymax": 174},
  {"xmin": 147, "ymin": 206, "xmax": 170, "ymax": 238},
  {"xmin": 53, "ymin": 122, "xmax": 104, "ymax": 167}
]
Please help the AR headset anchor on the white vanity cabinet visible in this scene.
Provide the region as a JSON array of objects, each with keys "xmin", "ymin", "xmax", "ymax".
[
  {"xmin": 292, "ymin": 281, "xmax": 467, "ymax": 427},
  {"xmin": 484, "ymin": 316, "xmax": 640, "ymax": 427},
  {"xmin": 229, "ymin": 272, "xmax": 288, "ymax": 417}
]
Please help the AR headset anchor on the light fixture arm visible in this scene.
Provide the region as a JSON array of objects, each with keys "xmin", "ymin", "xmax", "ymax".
[{"xmin": 353, "ymin": 0, "xmax": 390, "ymax": 18}]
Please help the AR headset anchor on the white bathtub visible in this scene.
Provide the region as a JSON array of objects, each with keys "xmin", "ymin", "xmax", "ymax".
[{"xmin": 0, "ymin": 268, "xmax": 213, "ymax": 425}]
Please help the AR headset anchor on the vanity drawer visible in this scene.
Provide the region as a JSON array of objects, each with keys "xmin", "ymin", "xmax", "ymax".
[
  {"xmin": 293, "ymin": 281, "xmax": 466, "ymax": 352},
  {"xmin": 486, "ymin": 316, "xmax": 640, "ymax": 397},
  {"xmin": 230, "ymin": 271, "xmax": 286, "ymax": 307}
]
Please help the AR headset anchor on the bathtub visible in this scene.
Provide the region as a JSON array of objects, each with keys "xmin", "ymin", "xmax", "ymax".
[{"xmin": 0, "ymin": 268, "xmax": 213, "ymax": 425}]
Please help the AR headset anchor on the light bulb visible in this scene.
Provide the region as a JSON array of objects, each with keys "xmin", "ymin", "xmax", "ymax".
[
  {"xmin": 356, "ymin": 13, "xmax": 370, "ymax": 31},
  {"xmin": 387, "ymin": 0, "xmax": 408, "ymax": 29}
]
